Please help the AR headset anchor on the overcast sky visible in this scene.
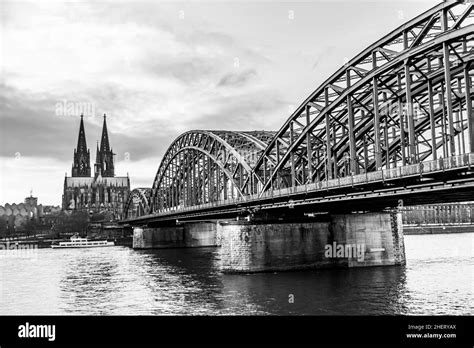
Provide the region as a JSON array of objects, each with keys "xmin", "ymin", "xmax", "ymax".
[{"xmin": 0, "ymin": 0, "xmax": 435, "ymax": 206}]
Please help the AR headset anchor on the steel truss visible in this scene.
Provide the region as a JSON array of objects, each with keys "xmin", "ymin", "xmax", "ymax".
[
  {"xmin": 150, "ymin": 130, "xmax": 274, "ymax": 213},
  {"xmin": 148, "ymin": 0, "xmax": 474, "ymax": 214},
  {"xmin": 251, "ymin": 0, "xmax": 473, "ymax": 196},
  {"xmin": 124, "ymin": 188, "xmax": 151, "ymax": 219}
]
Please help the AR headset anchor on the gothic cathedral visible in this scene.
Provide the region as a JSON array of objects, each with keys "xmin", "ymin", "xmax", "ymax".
[{"xmin": 62, "ymin": 115, "xmax": 130, "ymax": 220}]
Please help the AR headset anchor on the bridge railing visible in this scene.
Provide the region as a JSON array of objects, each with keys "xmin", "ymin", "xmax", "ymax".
[
  {"xmin": 154, "ymin": 153, "xmax": 474, "ymax": 216},
  {"xmin": 285, "ymin": 153, "xmax": 472, "ymax": 197}
]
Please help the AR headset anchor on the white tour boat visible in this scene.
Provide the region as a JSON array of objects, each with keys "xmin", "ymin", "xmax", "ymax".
[{"xmin": 51, "ymin": 235, "xmax": 114, "ymax": 249}]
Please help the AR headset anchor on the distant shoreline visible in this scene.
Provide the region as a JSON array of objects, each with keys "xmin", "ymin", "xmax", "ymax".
[
  {"xmin": 0, "ymin": 236, "xmax": 132, "ymax": 249},
  {"xmin": 403, "ymin": 224, "xmax": 474, "ymax": 235}
]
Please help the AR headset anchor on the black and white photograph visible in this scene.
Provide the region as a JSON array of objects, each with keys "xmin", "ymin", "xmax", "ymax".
[{"xmin": 0, "ymin": 0, "xmax": 473, "ymax": 346}]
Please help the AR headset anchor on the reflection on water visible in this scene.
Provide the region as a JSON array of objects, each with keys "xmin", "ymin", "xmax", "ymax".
[{"xmin": 0, "ymin": 233, "xmax": 472, "ymax": 315}]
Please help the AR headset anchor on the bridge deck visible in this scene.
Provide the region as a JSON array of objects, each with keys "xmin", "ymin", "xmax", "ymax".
[
  {"xmin": 122, "ymin": 1, "xmax": 474, "ymax": 225},
  {"xmin": 124, "ymin": 153, "xmax": 474, "ymax": 224}
]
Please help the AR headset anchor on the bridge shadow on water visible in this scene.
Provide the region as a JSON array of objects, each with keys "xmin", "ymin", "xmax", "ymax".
[
  {"xmin": 219, "ymin": 265, "xmax": 409, "ymax": 315},
  {"xmin": 3, "ymin": 233, "xmax": 469, "ymax": 315},
  {"xmin": 50, "ymin": 233, "xmax": 471, "ymax": 315},
  {"xmin": 132, "ymin": 247, "xmax": 410, "ymax": 315},
  {"xmin": 58, "ymin": 246, "xmax": 410, "ymax": 315}
]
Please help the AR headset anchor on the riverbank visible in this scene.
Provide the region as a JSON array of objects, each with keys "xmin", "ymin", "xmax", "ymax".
[
  {"xmin": 403, "ymin": 224, "xmax": 474, "ymax": 235},
  {"xmin": 0, "ymin": 239, "xmax": 54, "ymax": 249},
  {"xmin": 0, "ymin": 236, "xmax": 133, "ymax": 249}
]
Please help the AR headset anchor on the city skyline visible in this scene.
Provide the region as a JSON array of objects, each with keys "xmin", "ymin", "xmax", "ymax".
[{"xmin": 0, "ymin": 0, "xmax": 434, "ymax": 205}]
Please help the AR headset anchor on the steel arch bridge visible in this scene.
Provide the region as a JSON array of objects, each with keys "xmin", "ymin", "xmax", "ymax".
[
  {"xmin": 134, "ymin": 0, "xmax": 473, "ymax": 219},
  {"xmin": 251, "ymin": 0, "xmax": 473, "ymax": 196},
  {"xmin": 124, "ymin": 188, "xmax": 151, "ymax": 219},
  {"xmin": 149, "ymin": 130, "xmax": 275, "ymax": 213}
]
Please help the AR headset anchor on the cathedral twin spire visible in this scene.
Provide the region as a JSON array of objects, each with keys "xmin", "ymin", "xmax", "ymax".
[
  {"xmin": 71, "ymin": 114, "xmax": 115, "ymax": 178},
  {"xmin": 71, "ymin": 115, "xmax": 90, "ymax": 177}
]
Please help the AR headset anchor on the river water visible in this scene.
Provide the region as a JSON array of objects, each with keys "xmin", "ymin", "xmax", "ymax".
[{"xmin": 0, "ymin": 233, "xmax": 472, "ymax": 315}]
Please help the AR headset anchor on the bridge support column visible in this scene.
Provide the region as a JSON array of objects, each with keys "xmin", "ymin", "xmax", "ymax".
[
  {"xmin": 132, "ymin": 222, "xmax": 220, "ymax": 249},
  {"xmin": 218, "ymin": 211, "xmax": 405, "ymax": 273}
]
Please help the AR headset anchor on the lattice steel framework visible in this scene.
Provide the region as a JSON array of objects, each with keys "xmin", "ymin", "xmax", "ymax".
[
  {"xmin": 250, "ymin": 0, "xmax": 473, "ymax": 196},
  {"xmin": 148, "ymin": 1, "xmax": 473, "ymax": 213},
  {"xmin": 150, "ymin": 130, "xmax": 274, "ymax": 213},
  {"xmin": 124, "ymin": 188, "xmax": 151, "ymax": 219}
]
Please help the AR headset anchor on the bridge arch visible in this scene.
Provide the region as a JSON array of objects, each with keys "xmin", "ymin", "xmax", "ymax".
[
  {"xmin": 124, "ymin": 188, "xmax": 151, "ymax": 219},
  {"xmin": 250, "ymin": 0, "xmax": 473, "ymax": 196},
  {"xmin": 150, "ymin": 130, "xmax": 274, "ymax": 213},
  {"xmin": 130, "ymin": 1, "xmax": 473, "ymax": 220}
]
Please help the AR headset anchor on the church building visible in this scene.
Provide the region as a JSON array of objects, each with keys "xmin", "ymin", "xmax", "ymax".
[{"xmin": 62, "ymin": 114, "xmax": 130, "ymax": 220}]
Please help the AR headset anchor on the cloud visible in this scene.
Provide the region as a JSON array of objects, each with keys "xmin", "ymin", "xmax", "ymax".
[
  {"xmin": 311, "ymin": 46, "xmax": 336, "ymax": 70},
  {"xmin": 188, "ymin": 89, "xmax": 286, "ymax": 131},
  {"xmin": 0, "ymin": 85, "xmax": 167, "ymax": 163},
  {"xmin": 217, "ymin": 69, "xmax": 257, "ymax": 88},
  {"xmin": 1, "ymin": 0, "xmax": 433, "ymax": 206},
  {"xmin": 0, "ymin": 86, "xmax": 79, "ymax": 161},
  {"xmin": 144, "ymin": 58, "xmax": 218, "ymax": 85},
  {"xmin": 0, "ymin": 156, "xmax": 67, "ymax": 206}
]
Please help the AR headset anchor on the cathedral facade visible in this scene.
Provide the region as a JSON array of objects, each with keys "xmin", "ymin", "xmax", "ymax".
[{"xmin": 62, "ymin": 115, "xmax": 130, "ymax": 220}]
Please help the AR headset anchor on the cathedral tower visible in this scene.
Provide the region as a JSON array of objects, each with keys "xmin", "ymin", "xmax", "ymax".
[
  {"xmin": 63, "ymin": 113, "xmax": 129, "ymax": 217},
  {"xmin": 95, "ymin": 114, "xmax": 115, "ymax": 177},
  {"xmin": 71, "ymin": 115, "xmax": 91, "ymax": 177}
]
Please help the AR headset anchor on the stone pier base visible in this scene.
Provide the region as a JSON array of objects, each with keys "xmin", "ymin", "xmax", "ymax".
[
  {"xmin": 218, "ymin": 211, "xmax": 405, "ymax": 273},
  {"xmin": 132, "ymin": 211, "xmax": 405, "ymax": 273},
  {"xmin": 132, "ymin": 222, "xmax": 219, "ymax": 249}
]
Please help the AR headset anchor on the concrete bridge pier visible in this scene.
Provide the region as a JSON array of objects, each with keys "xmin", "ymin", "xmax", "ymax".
[
  {"xmin": 218, "ymin": 211, "xmax": 405, "ymax": 273},
  {"xmin": 132, "ymin": 211, "xmax": 405, "ymax": 273},
  {"xmin": 132, "ymin": 222, "xmax": 220, "ymax": 249}
]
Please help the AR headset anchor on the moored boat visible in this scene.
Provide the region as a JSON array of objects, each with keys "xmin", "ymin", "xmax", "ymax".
[{"xmin": 51, "ymin": 235, "xmax": 114, "ymax": 249}]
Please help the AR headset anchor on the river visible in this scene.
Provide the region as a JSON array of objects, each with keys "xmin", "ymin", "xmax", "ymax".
[{"xmin": 0, "ymin": 233, "xmax": 472, "ymax": 315}]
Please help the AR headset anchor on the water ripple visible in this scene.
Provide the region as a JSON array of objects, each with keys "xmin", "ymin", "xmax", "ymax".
[{"xmin": 0, "ymin": 233, "xmax": 472, "ymax": 315}]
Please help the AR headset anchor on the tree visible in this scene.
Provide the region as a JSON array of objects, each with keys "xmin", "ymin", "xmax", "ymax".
[
  {"xmin": 0, "ymin": 218, "xmax": 7, "ymax": 239},
  {"xmin": 52, "ymin": 211, "xmax": 89, "ymax": 236}
]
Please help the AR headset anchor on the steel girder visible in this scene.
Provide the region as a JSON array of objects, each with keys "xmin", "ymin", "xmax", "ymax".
[
  {"xmin": 145, "ymin": 1, "xmax": 474, "ymax": 215},
  {"xmin": 124, "ymin": 188, "xmax": 151, "ymax": 219},
  {"xmin": 249, "ymin": 0, "xmax": 474, "ymax": 197},
  {"xmin": 150, "ymin": 130, "xmax": 274, "ymax": 213}
]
